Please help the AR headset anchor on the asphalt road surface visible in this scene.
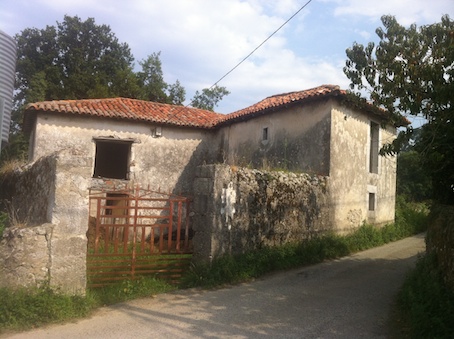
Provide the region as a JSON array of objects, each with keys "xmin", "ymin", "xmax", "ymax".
[{"xmin": 4, "ymin": 234, "xmax": 426, "ymax": 339}]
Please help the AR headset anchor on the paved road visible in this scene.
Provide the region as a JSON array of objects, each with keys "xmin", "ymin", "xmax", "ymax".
[{"xmin": 4, "ymin": 234, "xmax": 425, "ymax": 339}]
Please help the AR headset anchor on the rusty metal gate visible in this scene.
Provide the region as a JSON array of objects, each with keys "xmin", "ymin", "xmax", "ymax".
[{"xmin": 87, "ymin": 185, "xmax": 193, "ymax": 287}]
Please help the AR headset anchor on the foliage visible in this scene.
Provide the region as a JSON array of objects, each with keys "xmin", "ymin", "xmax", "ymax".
[
  {"xmin": 191, "ymin": 85, "xmax": 230, "ymax": 111},
  {"xmin": 344, "ymin": 15, "xmax": 454, "ymax": 204},
  {"xmin": 393, "ymin": 253, "xmax": 454, "ymax": 338},
  {"xmin": 0, "ymin": 285, "xmax": 94, "ymax": 332},
  {"xmin": 0, "ymin": 277, "xmax": 175, "ymax": 333},
  {"xmin": 0, "ymin": 131, "xmax": 28, "ymax": 167},
  {"xmin": 15, "ymin": 15, "xmax": 136, "ymax": 106},
  {"xmin": 395, "ymin": 127, "xmax": 432, "ymax": 202},
  {"xmin": 182, "ymin": 198, "xmax": 428, "ymax": 288},
  {"xmin": 88, "ymin": 276, "xmax": 175, "ymax": 306},
  {"xmin": 0, "ymin": 211, "xmax": 8, "ymax": 238},
  {"xmin": 136, "ymin": 52, "xmax": 186, "ymax": 104},
  {"xmin": 397, "ymin": 151, "xmax": 432, "ymax": 202}
]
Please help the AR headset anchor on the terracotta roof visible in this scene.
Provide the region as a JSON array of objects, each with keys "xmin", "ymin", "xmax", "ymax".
[
  {"xmin": 24, "ymin": 97, "xmax": 223, "ymax": 129},
  {"xmin": 24, "ymin": 85, "xmax": 398, "ymax": 132},
  {"xmin": 220, "ymin": 84, "xmax": 345, "ymax": 124}
]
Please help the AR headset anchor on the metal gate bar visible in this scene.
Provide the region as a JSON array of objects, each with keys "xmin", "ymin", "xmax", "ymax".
[{"xmin": 87, "ymin": 185, "xmax": 193, "ymax": 287}]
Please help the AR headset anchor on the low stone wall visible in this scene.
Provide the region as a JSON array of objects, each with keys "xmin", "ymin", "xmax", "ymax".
[{"xmin": 192, "ymin": 164, "xmax": 333, "ymax": 262}]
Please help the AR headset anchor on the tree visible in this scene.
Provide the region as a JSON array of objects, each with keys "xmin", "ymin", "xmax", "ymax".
[
  {"xmin": 396, "ymin": 129, "xmax": 432, "ymax": 201},
  {"xmin": 136, "ymin": 53, "xmax": 186, "ymax": 104},
  {"xmin": 191, "ymin": 85, "xmax": 230, "ymax": 111},
  {"xmin": 15, "ymin": 15, "xmax": 137, "ymax": 104},
  {"xmin": 344, "ymin": 15, "xmax": 454, "ymax": 204}
]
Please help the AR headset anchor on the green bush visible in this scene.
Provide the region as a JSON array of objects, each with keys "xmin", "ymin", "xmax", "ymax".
[{"xmin": 395, "ymin": 253, "xmax": 454, "ymax": 338}]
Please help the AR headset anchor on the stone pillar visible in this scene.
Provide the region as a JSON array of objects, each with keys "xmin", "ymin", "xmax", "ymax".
[{"xmin": 192, "ymin": 164, "xmax": 235, "ymax": 263}]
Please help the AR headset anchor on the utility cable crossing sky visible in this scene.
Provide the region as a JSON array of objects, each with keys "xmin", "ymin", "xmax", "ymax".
[{"xmin": 208, "ymin": 0, "xmax": 313, "ymax": 90}]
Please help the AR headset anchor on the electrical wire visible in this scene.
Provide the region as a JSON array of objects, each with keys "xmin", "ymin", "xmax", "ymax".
[{"xmin": 208, "ymin": 0, "xmax": 313, "ymax": 89}]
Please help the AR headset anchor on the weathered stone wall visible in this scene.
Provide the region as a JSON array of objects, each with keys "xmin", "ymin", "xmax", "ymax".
[
  {"xmin": 0, "ymin": 155, "xmax": 56, "ymax": 226},
  {"xmin": 329, "ymin": 104, "xmax": 397, "ymax": 230},
  {"xmin": 192, "ymin": 164, "xmax": 333, "ymax": 262},
  {"xmin": 0, "ymin": 155, "xmax": 56, "ymax": 290},
  {"xmin": 0, "ymin": 150, "xmax": 91, "ymax": 294},
  {"xmin": 220, "ymin": 100, "xmax": 331, "ymax": 175},
  {"xmin": 0, "ymin": 224, "xmax": 53, "ymax": 288}
]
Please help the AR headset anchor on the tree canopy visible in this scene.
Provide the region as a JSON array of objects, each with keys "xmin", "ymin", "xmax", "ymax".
[
  {"xmin": 191, "ymin": 86, "xmax": 231, "ymax": 111},
  {"xmin": 344, "ymin": 15, "xmax": 454, "ymax": 204}
]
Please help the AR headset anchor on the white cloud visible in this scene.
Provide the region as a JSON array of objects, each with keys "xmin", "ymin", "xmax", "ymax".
[{"xmin": 327, "ymin": 0, "xmax": 451, "ymax": 25}]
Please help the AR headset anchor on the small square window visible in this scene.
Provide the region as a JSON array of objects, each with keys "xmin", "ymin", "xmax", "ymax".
[{"xmin": 93, "ymin": 140, "xmax": 132, "ymax": 180}]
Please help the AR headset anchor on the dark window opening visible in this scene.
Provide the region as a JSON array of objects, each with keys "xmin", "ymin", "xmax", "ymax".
[
  {"xmin": 369, "ymin": 122, "xmax": 379, "ymax": 173},
  {"xmin": 369, "ymin": 193, "xmax": 376, "ymax": 211},
  {"xmin": 262, "ymin": 127, "xmax": 268, "ymax": 141},
  {"xmin": 93, "ymin": 140, "xmax": 131, "ymax": 180}
]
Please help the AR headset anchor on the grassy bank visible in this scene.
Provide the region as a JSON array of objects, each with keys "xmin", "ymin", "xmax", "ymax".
[
  {"xmin": 392, "ymin": 253, "xmax": 454, "ymax": 338},
  {"xmin": 0, "ymin": 198, "xmax": 427, "ymax": 333}
]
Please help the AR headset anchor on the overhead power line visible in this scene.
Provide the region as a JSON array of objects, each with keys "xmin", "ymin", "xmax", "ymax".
[{"xmin": 209, "ymin": 0, "xmax": 313, "ymax": 89}]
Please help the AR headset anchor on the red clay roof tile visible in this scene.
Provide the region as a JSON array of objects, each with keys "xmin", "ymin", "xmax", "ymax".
[
  {"xmin": 219, "ymin": 84, "xmax": 345, "ymax": 124},
  {"xmin": 25, "ymin": 97, "xmax": 223, "ymax": 128},
  {"xmin": 24, "ymin": 85, "xmax": 395, "ymax": 131}
]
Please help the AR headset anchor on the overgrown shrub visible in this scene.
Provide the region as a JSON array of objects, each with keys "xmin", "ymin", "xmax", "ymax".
[
  {"xmin": 395, "ymin": 253, "xmax": 454, "ymax": 338},
  {"xmin": 426, "ymin": 204, "xmax": 454, "ymax": 290}
]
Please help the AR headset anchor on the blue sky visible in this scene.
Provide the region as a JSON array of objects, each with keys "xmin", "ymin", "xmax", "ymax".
[{"xmin": 0, "ymin": 0, "xmax": 452, "ymax": 115}]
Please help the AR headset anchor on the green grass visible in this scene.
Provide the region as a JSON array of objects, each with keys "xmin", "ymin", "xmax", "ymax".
[
  {"xmin": 0, "ymin": 285, "xmax": 94, "ymax": 332},
  {"xmin": 0, "ymin": 197, "xmax": 428, "ymax": 333},
  {"xmin": 0, "ymin": 277, "xmax": 176, "ymax": 333},
  {"xmin": 391, "ymin": 253, "xmax": 454, "ymax": 339},
  {"xmin": 0, "ymin": 211, "xmax": 7, "ymax": 238}
]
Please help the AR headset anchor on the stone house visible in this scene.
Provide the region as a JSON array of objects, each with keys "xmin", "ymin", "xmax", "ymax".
[
  {"xmin": 1, "ymin": 84, "xmax": 399, "ymax": 292},
  {"xmin": 24, "ymin": 84, "xmax": 397, "ymax": 229}
]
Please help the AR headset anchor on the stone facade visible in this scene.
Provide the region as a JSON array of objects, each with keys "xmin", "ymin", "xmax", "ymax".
[{"xmin": 221, "ymin": 98, "xmax": 397, "ymax": 231}]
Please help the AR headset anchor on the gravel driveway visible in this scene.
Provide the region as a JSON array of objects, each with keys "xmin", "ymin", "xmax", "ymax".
[{"xmin": 4, "ymin": 233, "xmax": 426, "ymax": 339}]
